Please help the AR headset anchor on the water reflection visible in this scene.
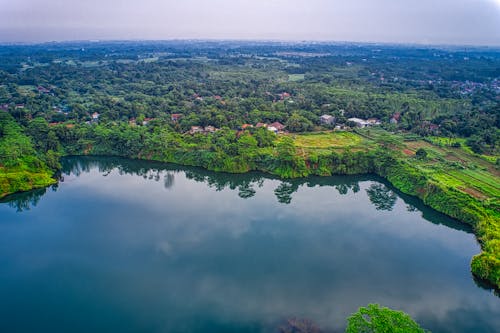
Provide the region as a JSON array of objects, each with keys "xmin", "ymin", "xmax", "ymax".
[
  {"xmin": 366, "ymin": 183, "xmax": 398, "ymax": 211},
  {"xmin": 0, "ymin": 156, "xmax": 475, "ymax": 235},
  {"xmin": 0, "ymin": 156, "xmax": 497, "ymax": 333},
  {"xmin": 0, "ymin": 187, "xmax": 50, "ymax": 212}
]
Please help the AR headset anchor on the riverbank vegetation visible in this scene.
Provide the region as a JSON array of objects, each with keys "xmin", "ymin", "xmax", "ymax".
[
  {"xmin": 346, "ymin": 304, "xmax": 428, "ymax": 333},
  {"xmin": 0, "ymin": 113, "xmax": 56, "ymax": 197},
  {"xmin": 0, "ymin": 41, "xmax": 498, "ymax": 289}
]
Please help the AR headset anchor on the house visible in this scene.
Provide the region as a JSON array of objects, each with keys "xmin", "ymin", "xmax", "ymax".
[
  {"xmin": 347, "ymin": 118, "xmax": 369, "ymax": 128},
  {"xmin": 320, "ymin": 114, "xmax": 335, "ymax": 125},
  {"xmin": 241, "ymin": 124, "xmax": 253, "ymax": 130},
  {"xmin": 37, "ymin": 86, "xmax": 51, "ymax": 94},
  {"xmin": 366, "ymin": 118, "xmax": 381, "ymax": 125},
  {"xmin": 171, "ymin": 113, "xmax": 182, "ymax": 123},
  {"xmin": 142, "ymin": 118, "xmax": 155, "ymax": 125},
  {"xmin": 267, "ymin": 126, "xmax": 278, "ymax": 133},
  {"xmin": 270, "ymin": 122, "xmax": 285, "ymax": 131},
  {"xmin": 189, "ymin": 126, "xmax": 204, "ymax": 134},
  {"xmin": 279, "ymin": 92, "xmax": 291, "ymax": 100},
  {"xmin": 255, "ymin": 122, "xmax": 267, "ymax": 128},
  {"xmin": 15, "ymin": 104, "xmax": 25, "ymax": 109},
  {"xmin": 204, "ymin": 126, "xmax": 217, "ymax": 133},
  {"xmin": 390, "ymin": 112, "xmax": 401, "ymax": 124},
  {"xmin": 92, "ymin": 112, "xmax": 100, "ymax": 120}
]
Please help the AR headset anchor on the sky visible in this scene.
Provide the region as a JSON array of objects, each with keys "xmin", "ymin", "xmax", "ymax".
[{"xmin": 1, "ymin": 0, "xmax": 500, "ymax": 45}]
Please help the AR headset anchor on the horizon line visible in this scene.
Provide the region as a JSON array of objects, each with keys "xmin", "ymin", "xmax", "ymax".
[{"xmin": 1, "ymin": 38, "xmax": 500, "ymax": 49}]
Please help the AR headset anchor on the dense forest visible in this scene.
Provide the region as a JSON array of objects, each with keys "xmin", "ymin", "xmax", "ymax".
[
  {"xmin": 0, "ymin": 41, "xmax": 499, "ymax": 289},
  {"xmin": 0, "ymin": 41, "xmax": 498, "ymax": 152}
]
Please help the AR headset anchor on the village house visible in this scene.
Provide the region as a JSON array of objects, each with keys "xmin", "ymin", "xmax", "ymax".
[
  {"xmin": 92, "ymin": 112, "xmax": 100, "ymax": 120},
  {"xmin": 267, "ymin": 126, "xmax": 278, "ymax": 133},
  {"xmin": 320, "ymin": 114, "xmax": 335, "ymax": 125},
  {"xmin": 142, "ymin": 118, "xmax": 155, "ymax": 125},
  {"xmin": 269, "ymin": 122, "xmax": 285, "ymax": 132},
  {"xmin": 348, "ymin": 117, "xmax": 381, "ymax": 128},
  {"xmin": 204, "ymin": 126, "xmax": 217, "ymax": 133},
  {"xmin": 171, "ymin": 113, "xmax": 182, "ymax": 123},
  {"xmin": 366, "ymin": 118, "xmax": 381, "ymax": 125},
  {"xmin": 390, "ymin": 112, "xmax": 401, "ymax": 124},
  {"xmin": 347, "ymin": 117, "xmax": 369, "ymax": 128},
  {"xmin": 255, "ymin": 122, "xmax": 267, "ymax": 128},
  {"xmin": 278, "ymin": 92, "xmax": 291, "ymax": 100},
  {"xmin": 37, "ymin": 86, "xmax": 51, "ymax": 94},
  {"xmin": 189, "ymin": 126, "xmax": 204, "ymax": 134},
  {"xmin": 241, "ymin": 124, "xmax": 253, "ymax": 130}
]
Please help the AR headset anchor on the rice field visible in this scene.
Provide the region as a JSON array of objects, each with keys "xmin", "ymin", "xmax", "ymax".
[{"xmin": 291, "ymin": 131, "xmax": 368, "ymax": 150}]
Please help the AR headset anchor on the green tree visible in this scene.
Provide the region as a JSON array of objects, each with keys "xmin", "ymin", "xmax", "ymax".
[
  {"xmin": 285, "ymin": 113, "xmax": 313, "ymax": 132},
  {"xmin": 346, "ymin": 304, "xmax": 428, "ymax": 333},
  {"xmin": 415, "ymin": 148, "xmax": 428, "ymax": 159}
]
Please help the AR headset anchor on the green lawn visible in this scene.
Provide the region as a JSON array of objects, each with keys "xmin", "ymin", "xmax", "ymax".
[
  {"xmin": 291, "ymin": 131, "xmax": 368, "ymax": 150},
  {"xmin": 288, "ymin": 74, "xmax": 305, "ymax": 81}
]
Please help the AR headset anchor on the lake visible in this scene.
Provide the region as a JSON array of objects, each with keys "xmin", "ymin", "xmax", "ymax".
[{"xmin": 0, "ymin": 157, "xmax": 498, "ymax": 333}]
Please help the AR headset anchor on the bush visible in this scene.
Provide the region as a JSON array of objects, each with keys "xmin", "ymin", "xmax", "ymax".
[
  {"xmin": 346, "ymin": 304, "xmax": 428, "ymax": 333},
  {"xmin": 415, "ymin": 148, "xmax": 428, "ymax": 159}
]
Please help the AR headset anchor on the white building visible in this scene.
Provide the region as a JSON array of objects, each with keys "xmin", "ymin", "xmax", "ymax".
[
  {"xmin": 267, "ymin": 126, "xmax": 278, "ymax": 133},
  {"xmin": 347, "ymin": 118, "xmax": 369, "ymax": 128},
  {"xmin": 320, "ymin": 114, "xmax": 335, "ymax": 125}
]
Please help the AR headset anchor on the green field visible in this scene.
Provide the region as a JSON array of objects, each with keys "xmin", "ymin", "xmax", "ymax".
[
  {"xmin": 291, "ymin": 131, "xmax": 368, "ymax": 150},
  {"xmin": 287, "ymin": 74, "xmax": 305, "ymax": 81}
]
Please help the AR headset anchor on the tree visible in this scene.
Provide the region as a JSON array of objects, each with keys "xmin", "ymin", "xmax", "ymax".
[
  {"xmin": 345, "ymin": 304, "xmax": 428, "ymax": 333},
  {"xmin": 26, "ymin": 117, "xmax": 49, "ymax": 152},
  {"xmin": 285, "ymin": 113, "xmax": 313, "ymax": 132},
  {"xmin": 366, "ymin": 184, "xmax": 397, "ymax": 211},
  {"xmin": 415, "ymin": 148, "xmax": 428, "ymax": 159},
  {"xmin": 252, "ymin": 127, "xmax": 275, "ymax": 147}
]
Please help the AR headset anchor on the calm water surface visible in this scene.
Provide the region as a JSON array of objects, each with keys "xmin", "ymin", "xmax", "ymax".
[{"xmin": 0, "ymin": 157, "xmax": 498, "ymax": 333}]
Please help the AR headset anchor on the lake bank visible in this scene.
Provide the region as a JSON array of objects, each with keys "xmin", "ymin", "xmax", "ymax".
[
  {"xmin": 1, "ymin": 156, "xmax": 498, "ymax": 332},
  {"xmin": 1, "ymin": 146, "xmax": 499, "ymax": 290}
]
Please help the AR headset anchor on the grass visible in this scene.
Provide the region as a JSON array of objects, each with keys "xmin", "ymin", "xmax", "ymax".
[
  {"xmin": 298, "ymin": 128, "xmax": 499, "ymax": 203},
  {"xmin": 17, "ymin": 85, "xmax": 37, "ymax": 96},
  {"xmin": 399, "ymin": 135, "xmax": 500, "ymax": 202},
  {"xmin": 291, "ymin": 131, "xmax": 368, "ymax": 150},
  {"xmin": 288, "ymin": 74, "xmax": 305, "ymax": 81},
  {"xmin": 290, "ymin": 128, "xmax": 498, "ymax": 198}
]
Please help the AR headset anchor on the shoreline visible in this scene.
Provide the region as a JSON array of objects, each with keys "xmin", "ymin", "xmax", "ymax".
[{"xmin": 1, "ymin": 152, "xmax": 499, "ymax": 291}]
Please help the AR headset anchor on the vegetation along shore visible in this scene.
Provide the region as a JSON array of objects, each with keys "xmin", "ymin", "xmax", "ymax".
[{"xmin": 0, "ymin": 41, "xmax": 498, "ymax": 289}]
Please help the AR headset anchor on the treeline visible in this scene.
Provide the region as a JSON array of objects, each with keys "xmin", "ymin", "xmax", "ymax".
[
  {"xmin": 1, "ymin": 42, "xmax": 498, "ymax": 154},
  {"xmin": 2, "ymin": 115, "xmax": 499, "ymax": 289},
  {"xmin": 47, "ymin": 119, "xmax": 374, "ymax": 178},
  {"xmin": 0, "ymin": 113, "xmax": 56, "ymax": 197}
]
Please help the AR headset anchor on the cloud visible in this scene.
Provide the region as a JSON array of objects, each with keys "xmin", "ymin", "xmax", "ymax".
[{"xmin": 0, "ymin": 0, "xmax": 499, "ymax": 45}]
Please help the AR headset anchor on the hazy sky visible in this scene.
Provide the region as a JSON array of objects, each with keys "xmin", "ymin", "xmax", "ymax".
[{"xmin": 1, "ymin": 0, "xmax": 500, "ymax": 45}]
